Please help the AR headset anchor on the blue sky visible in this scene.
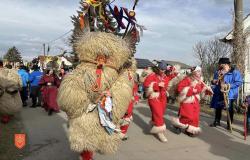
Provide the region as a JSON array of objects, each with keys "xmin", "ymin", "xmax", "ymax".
[{"xmin": 0, "ymin": 0, "xmax": 250, "ymax": 65}]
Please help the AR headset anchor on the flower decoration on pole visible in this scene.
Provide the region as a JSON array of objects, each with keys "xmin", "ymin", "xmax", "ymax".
[{"xmin": 72, "ymin": 0, "xmax": 145, "ymax": 54}]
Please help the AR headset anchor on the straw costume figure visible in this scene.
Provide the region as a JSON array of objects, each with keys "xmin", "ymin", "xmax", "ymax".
[
  {"xmin": 58, "ymin": 0, "xmax": 144, "ymax": 159},
  {"xmin": 0, "ymin": 66, "xmax": 22, "ymax": 124},
  {"xmin": 58, "ymin": 31, "xmax": 137, "ymax": 159}
]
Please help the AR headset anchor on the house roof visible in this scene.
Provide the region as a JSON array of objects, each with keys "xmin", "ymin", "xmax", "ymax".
[
  {"xmin": 222, "ymin": 13, "xmax": 250, "ymax": 42},
  {"xmin": 162, "ymin": 60, "xmax": 191, "ymax": 69},
  {"xmin": 135, "ymin": 58, "xmax": 155, "ymax": 69},
  {"xmin": 135, "ymin": 58, "xmax": 191, "ymax": 69}
]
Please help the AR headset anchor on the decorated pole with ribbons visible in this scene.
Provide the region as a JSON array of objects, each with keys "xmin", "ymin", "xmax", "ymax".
[
  {"xmin": 70, "ymin": 0, "xmax": 145, "ymax": 55},
  {"xmin": 122, "ymin": 0, "xmax": 139, "ymax": 38}
]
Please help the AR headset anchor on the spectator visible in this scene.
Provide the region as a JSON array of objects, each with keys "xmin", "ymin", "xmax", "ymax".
[
  {"xmin": 29, "ymin": 65, "xmax": 43, "ymax": 107},
  {"xmin": 18, "ymin": 65, "xmax": 29, "ymax": 107},
  {"xmin": 5, "ymin": 64, "xmax": 12, "ymax": 69},
  {"xmin": 0, "ymin": 60, "xmax": 3, "ymax": 68},
  {"xmin": 39, "ymin": 69, "xmax": 60, "ymax": 115}
]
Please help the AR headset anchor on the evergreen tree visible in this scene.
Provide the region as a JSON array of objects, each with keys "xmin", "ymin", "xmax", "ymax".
[{"xmin": 4, "ymin": 46, "xmax": 22, "ymax": 62}]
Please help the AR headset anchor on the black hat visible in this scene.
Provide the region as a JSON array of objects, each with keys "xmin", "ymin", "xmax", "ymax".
[
  {"xmin": 32, "ymin": 65, "xmax": 40, "ymax": 70},
  {"xmin": 218, "ymin": 58, "xmax": 230, "ymax": 64},
  {"xmin": 158, "ymin": 61, "xmax": 168, "ymax": 70}
]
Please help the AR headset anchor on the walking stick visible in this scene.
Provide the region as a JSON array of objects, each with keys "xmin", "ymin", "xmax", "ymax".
[
  {"xmin": 221, "ymin": 84, "xmax": 233, "ymax": 133},
  {"xmin": 244, "ymin": 109, "xmax": 247, "ymax": 140},
  {"xmin": 242, "ymin": 103, "xmax": 248, "ymax": 140}
]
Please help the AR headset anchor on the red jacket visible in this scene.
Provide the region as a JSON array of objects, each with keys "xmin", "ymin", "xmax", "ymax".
[{"xmin": 144, "ymin": 72, "xmax": 177, "ymax": 99}]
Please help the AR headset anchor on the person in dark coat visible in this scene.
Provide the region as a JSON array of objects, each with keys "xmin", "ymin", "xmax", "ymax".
[
  {"xmin": 210, "ymin": 58, "xmax": 242, "ymax": 129},
  {"xmin": 5, "ymin": 64, "xmax": 12, "ymax": 69},
  {"xmin": 58, "ymin": 68, "xmax": 66, "ymax": 81},
  {"xmin": 39, "ymin": 69, "xmax": 60, "ymax": 115}
]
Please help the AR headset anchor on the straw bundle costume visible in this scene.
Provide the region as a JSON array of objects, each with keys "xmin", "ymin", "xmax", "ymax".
[
  {"xmin": 58, "ymin": 1, "xmax": 144, "ymax": 159},
  {"xmin": 119, "ymin": 78, "xmax": 139, "ymax": 140},
  {"xmin": 57, "ymin": 32, "xmax": 136, "ymax": 156},
  {"xmin": 0, "ymin": 68, "xmax": 22, "ymax": 123}
]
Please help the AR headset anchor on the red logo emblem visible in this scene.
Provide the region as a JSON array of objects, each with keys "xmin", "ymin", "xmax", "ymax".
[{"xmin": 14, "ymin": 134, "xmax": 26, "ymax": 149}]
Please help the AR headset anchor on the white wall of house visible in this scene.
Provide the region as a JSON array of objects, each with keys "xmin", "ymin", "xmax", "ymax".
[
  {"xmin": 225, "ymin": 15, "xmax": 250, "ymax": 96},
  {"xmin": 136, "ymin": 69, "xmax": 144, "ymax": 76},
  {"xmin": 244, "ymin": 36, "xmax": 250, "ymax": 96}
]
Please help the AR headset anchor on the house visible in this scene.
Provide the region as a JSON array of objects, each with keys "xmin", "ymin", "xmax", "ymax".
[
  {"xmin": 38, "ymin": 55, "xmax": 72, "ymax": 70},
  {"xmin": 222, "ymin": 14, "xmax": 250, "ymax": 96},
  {"xmin": 135, "ymin": 58, "xmax": 191, "ymax": 76},
  {"xmin": 162, "ymin": 60, "xmax": 191, "ymax": 74},
  {"xmin": 135, "ymin": 58, "xmax": 155, "ymax": 76}
]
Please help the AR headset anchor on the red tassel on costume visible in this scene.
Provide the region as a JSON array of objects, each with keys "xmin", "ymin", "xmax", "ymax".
[
  {"xmin": 80, "ymin": 151, "xmax": 93, "ymax": 160},
  {"xmin": 96, "ymin": 69, "xmax": 102, "ymax": 89},
  {"xmin": 79, "ymin": 15, "xmax": 85, "ymax": 30},
  {"xmin": 128, "ymin": 71, "xmax": 132, "ymax": 81},
  {"xmin": 120, "ymin": 124, "xmax": 129, "ymax": 134},
  {"xmin": 1, "ymin": 115, "xmax": 11, "ymax": 124}
]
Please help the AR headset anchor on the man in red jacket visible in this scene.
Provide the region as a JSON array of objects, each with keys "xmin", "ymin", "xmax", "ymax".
[{"xmin": 143, "ymin": 61, "xmax": 177, "ymax": 142}]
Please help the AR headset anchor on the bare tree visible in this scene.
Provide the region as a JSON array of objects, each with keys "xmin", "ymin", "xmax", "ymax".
[
  {"xmin": 193, "ymin": 38, "xmax": 232, "ymax": 81},
  {"xmin": 193, "ymin": 41, "xmax": 209, "ymax": 80}
]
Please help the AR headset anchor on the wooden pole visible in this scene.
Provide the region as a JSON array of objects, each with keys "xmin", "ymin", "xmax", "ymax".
[
  {"xmin": 232, "ymin": 0, "xmax": 244, "ymax": 74},
  {"xmin": 43, "ymin": 43, "xmax": 46, "ymax": 56}
]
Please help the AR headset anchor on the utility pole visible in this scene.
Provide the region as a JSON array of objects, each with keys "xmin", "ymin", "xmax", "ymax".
[
  {"xmin": 43, "ymin": 43, "xmax": 46, "ymax": 56},
  {"xmin": 232, "ymin": 0, "xmax": 244, "ymax": 74}
]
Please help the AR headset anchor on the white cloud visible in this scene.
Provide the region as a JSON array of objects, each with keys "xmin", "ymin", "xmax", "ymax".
[
  {"xmin": 0, "ymin": 0, "xmax": 78, "ymax": 58},
  {"xmin": 1, "ymin": 0, "xmax": 250, "ymax": 65}
]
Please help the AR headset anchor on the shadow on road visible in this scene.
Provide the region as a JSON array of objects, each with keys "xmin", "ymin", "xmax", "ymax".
[
  {"xmin": 132, "ymin": 112, "xmax": 151, "ymax": 135},
  {"xmin": 198, "ymin": 118, "xmax": 250, "ymax": 160},
  {"xmin": 21, "ymin": 106, "xmax": 79, "ymax": 160},
  {"xmin": 133, "ymin": 102, "xmax": 250, "ymax": 160}
]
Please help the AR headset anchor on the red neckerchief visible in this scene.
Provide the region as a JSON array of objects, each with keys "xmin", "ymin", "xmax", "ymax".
[
  {"xmin": 96, "ymin": 68, "xmax": 102, "ymax": 89},
  {"xmin": 128, "ymin": 70, "xmax": 133, "ymax": 81}
]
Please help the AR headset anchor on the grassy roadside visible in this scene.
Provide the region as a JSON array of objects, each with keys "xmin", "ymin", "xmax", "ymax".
[{"xmin": 0, "ymin": 113, "xmax": 29, "ymax": 160}]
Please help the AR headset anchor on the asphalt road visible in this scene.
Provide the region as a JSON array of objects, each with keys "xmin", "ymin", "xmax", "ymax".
[{"xmin": 20, "ymin": 101, "xmax": 250, "ymax": 160}]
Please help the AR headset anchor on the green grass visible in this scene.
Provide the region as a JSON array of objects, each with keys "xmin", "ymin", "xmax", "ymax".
[{"xmin": 0, "ymin": 113, "xmax": 29, "ymax": 160}]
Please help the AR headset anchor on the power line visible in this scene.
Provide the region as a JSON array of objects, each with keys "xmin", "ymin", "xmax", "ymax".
[
  {"xmin": 44, "ymin": 29, "xmax": 73, "ymax": 56},
  {"xmin": 46, "ymin": 29, "xmax": 72, "ymax": 44}
]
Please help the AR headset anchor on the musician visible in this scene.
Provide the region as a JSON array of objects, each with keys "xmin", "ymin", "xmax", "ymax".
[
  {"xmin": 210, "ymin": 58, "xmax": 242, "ymax": 129},
  {"xmin": 143, "ymin": 61, "xmax": 177, "ymax": 142},
  {"xmin": 171, "ymin": 66, "xmax": 213, "ymax": 136}
]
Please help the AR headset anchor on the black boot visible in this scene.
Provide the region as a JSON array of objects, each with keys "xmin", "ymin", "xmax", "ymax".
[
  {"xmin": 210, "ymin": 121, "xmax": 220, "ymax": 127},
  {"xmin": 30, "ymin": 101, "xmax": 36, "ymax": 108},
  {"xmin": 174, "ymin": 126, "xmax": 182, "ymax": 135},
  {"xmin": 36, "ymin": 103, "xmax": 41, "ymax": 107},
  {"xmin": 23, "ymin": 101, "xmax": 27, "ymax": 107},
  {"xmin": 185, "ymin": 130, "xmax": 195, "ymax": 137},
  {"xmin": 30, "ymin": 104, "xmax": 36, "ymax": 108},
  {"xmin": 48, "ymin": 109, "xmax": 53, "ymax": 116}
]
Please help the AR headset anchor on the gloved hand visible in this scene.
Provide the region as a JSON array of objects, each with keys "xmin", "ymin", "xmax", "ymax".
[
  {"xmin": 221, "ymin": 83, "xmax": 230, "ymax": 92},
  {"xmin": 159, "ymin": 82, "xmax": 165, "ymax": 87}
]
